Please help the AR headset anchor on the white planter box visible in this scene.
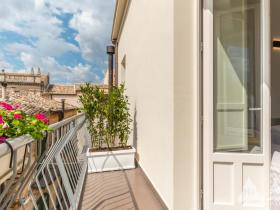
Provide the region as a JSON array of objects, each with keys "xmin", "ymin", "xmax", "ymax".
[{"xmin": 87, "ymin": 147, "xmax": 136, "ymax": 173}]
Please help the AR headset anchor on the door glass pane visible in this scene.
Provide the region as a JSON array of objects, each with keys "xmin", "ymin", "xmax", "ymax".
[{"xmin": 213, "ymin": 0, "xmax": 262, "ymax": 153}]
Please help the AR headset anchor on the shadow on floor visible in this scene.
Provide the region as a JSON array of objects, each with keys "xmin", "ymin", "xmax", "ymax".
[{"xmin": 79, "ymin": 168, "xmax": 167, "ymax": 210}]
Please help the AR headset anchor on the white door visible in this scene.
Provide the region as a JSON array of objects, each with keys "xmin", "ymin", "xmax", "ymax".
[{"xmin": 203, "ymin": 0, "xmax": 270, "ymax": 210}]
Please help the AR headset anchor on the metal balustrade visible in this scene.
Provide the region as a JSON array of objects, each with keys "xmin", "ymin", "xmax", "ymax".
[
  {"xmin": 0, "ymin": 135, "xmax": 34, "ymax": 209},
  {"xmin": 16, "ymin": 113, "xmax": 89, "ymax": 210}
]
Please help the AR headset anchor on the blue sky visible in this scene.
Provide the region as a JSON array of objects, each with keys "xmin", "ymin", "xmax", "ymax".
[{"xmin": 0, "ymin": 0, "xmax": 115, "ymax": 83}]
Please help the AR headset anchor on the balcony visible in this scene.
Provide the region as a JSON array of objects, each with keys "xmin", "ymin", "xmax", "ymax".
[{"xmin": 0, "ymin": 114, "xmax": 166, "ymax": 210}]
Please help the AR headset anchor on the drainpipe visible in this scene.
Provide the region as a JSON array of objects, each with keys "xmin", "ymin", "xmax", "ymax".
[
  {"xmin": 114, "ymin": 42, "xmax": 118, "ymax": 86},
  {"xmin": 107, "ymin": 45, "xmax": 115, "ymax": 87}
]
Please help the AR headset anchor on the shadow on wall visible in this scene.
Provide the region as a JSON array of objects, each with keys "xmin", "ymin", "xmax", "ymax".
[{"xmin": 133, "ymin": 106, "xmax": 139, "ymax": 162}]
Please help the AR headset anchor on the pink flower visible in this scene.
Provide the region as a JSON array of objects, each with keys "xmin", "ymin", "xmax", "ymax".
[
  {"xmin": 0, "ymin": 116, "xmax": 4, "ymax": 124},
  {"xmin": 35, "ymin": 113, "xmax": 47, "ymax": 120},
  {"xmin": 13, "ymin": 114, "xmax": 22, "ymax": 119},
  {"xmin": 0, "ymin": 136, "xmax": 7, "ymax": 143},
  {"xmin": 14, "ymin": 104, "xmax": 21, "ymax": 109},
  {"xmin": 0, "ymin": 102, "xmax": 14, "ymax": 110}
]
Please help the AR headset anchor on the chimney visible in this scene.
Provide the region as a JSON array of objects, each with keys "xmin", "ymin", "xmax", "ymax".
[
  {"xmin": 10, "ymin": 87, "xmax": 15, "ymax": 94},
  {"xmin": 106, "ymin": 45, "xmax": 115, "ymax": 87},
  {"xmin": 59, "ymin": 99, "xmax": 65, "ymax": 121},
  {"xmin": 1, "ymin": 82, "xmax": 7, "ymax": 101}
]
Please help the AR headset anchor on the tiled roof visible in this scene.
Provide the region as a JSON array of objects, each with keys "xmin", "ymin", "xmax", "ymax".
[
  {"xmin": 48, "ymin": 83, "xmax": 108, "ymax": 94},
  {"xmin": 48, "ymin": 84, "xmax": 75, "ymax": 94},
  {"xmin": 74, "ymin": 83, "xmax": 108, "ymax": 91},
  {"xmin": 1, "ymin": 91, "xmax": 76, "ymax": 115}
]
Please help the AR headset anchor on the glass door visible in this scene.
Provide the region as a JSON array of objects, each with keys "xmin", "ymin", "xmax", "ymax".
[
  {"xmin": 214, "ymin": 0, "xmax": 262, "ymax": 153},
  {"xmin": 203, "ymin": 0, "xmax": 270, "ymax": 209}
]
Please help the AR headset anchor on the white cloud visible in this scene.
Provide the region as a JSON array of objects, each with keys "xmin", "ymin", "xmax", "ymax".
[
  {"xmin": 0, "ymin": 52, "xmax": 12, "ymax": 70},
  {"xmin": 0, "ymin": 0, "xmax": 115, "ymax": 83},
  {"xmin": 70, "ymin": 10, "xmax": 105, "ymax": 62},
  {"xmin": 20, "ymin": 52, "xmax": 99, "ymax": 83},
  {"xmin": 50, "ymin": 0, "xmax": 115, "ymax": 65}
]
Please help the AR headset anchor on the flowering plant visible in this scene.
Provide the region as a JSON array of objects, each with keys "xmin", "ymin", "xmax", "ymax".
[{"xmin": 0, "ymin": 102, "xmax": 50, "ymax": 142}]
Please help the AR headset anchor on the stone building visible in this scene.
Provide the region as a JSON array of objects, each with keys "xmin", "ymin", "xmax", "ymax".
[
  {"xmin": 0, "ymin": 69, "xmax": 107, "ymax": 107},
  {"xmin": 0, "ymin": 68, "xmax": 49, "ymax": 93},
  {"xmin": 46, "ymin": 83, "xmax": 108, "ymax": 107}
]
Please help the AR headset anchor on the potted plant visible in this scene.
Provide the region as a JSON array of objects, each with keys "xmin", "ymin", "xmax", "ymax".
[
  {"xmin": 0, "ymin": 102, "xmax": 50, "ymax": 182},
  {"xmin": 79, "ymin": 84, "xmax": 134, "ymax": 172}
]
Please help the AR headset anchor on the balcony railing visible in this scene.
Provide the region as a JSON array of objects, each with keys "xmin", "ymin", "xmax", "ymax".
[
  {"xmin": 0, "ymin": 113, "xmax": 89, "ymax": 210},
  {"xmin": 0, "ymin": 135, "xmax": 34, "ymax": 209},
  {"xmin": 20, "ymin": 113, "xmax": 88, "ymax": 210}
]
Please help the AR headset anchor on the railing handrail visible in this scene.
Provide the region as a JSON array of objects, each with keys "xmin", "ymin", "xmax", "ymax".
[
  {"xmin": 0, "ymin": 113, "xmax": 85, "ymax": 158},
  {"xmin": 0, "ymin": 113, "xmax": 86, "ymax": 209},
  {"xmin": 50, "ymin": 113, "xmax": 84, "ymax": 130},
  {"xmin": 0, "ymin": 135, "xmax": 33, "ymax": 158},
  {"xmin": 18, "ymin": 113, "xmax": 88, "ymax": 210}
]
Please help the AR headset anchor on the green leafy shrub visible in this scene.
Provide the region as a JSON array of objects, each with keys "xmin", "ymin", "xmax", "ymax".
[{"xmin": 79, "ymin": 84, "xmax": 132, "ymax": 149}]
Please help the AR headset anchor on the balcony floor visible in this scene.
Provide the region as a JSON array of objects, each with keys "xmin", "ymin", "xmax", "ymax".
[{"xmin": 79, "ymin": 168, "xmax": 167, "ymax": 210}]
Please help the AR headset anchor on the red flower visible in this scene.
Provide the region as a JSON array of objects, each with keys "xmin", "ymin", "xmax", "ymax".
[
  {"xmin": 35, "ymin": 113, "xmax": 46, "ymax": 120},
  {"xmin": 13, "ymin": 114, "xmax": 22, "ymax": 119},
  {"xmin": 42, "ymin": 118, "xmax": 49, "ymax": 124},
  {"xmin": 35, "ymin": 113, "xmax": 49, "ymax": 124},
  {"xmin": 0, "ymin": 116, "xmax": 4, "ymax": 124},
  {"xmin": 0, "ymin": 102, "xmax": 14, "ymax": 110}
]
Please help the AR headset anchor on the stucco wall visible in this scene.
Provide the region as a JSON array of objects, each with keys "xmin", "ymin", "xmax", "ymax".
[
  {"xmin": 174, "ymin": 0, "xmax": 200, "ymax": 209},
  {"xmin": 271, "ymin": 0, "xmax": 280, "ymax": 119},
  {"xmin": 51, "ymin": 95, "xmax": 81, "ymax": 107},
  {"xmin": 48, "ymin": 110, "xmax": 77, "ymax": 124},
  {"xmin": 116, "ymin": 0, "xmax": 200, "ymax": 209},
  {"xmin": 117, "ymin": 0, "xmax": 174, "ymax": 207}
]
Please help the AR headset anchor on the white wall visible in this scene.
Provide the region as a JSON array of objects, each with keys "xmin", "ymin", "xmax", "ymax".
[
  {"xmin": 271, "ymin": 0, "xmax": 280, "ymax": 119},
  {"xmin": 174, "ymin": 0, "xmax": 200, "ymax": 209},
  {"xmin": 117, "ymin": 0, "xmax": 174, "ymax": 207},
  {"xmin": 116, "ymin": 0, "xmax": 200, "ymax": 209}
]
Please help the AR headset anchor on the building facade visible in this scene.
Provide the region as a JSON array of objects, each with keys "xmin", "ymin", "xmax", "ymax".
[
  {"xmin": 0, "ymin": 69, "xmax": 49, "ymax": 93},
  {"xmin": 0, "ymin": 69, "xmax": 107, "ymax": 107},
  {"xmin": 112, "ymin": 1, "xmax": 200, "ymax": 209},
  {"xmin": 111, "ymin": 0, "xmax": 274, "ymax": 210},
  {"xmin": 46, "ymin": 83, "xmax": 108, "ymax": 107}
]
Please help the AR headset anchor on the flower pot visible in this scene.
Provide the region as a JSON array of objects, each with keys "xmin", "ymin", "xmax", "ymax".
[{"xmin": 87, "ymin": 147, "xmax": 136, "ymax": 173}]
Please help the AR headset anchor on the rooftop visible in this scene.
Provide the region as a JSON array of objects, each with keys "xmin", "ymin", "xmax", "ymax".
[
  {"xmin": 48, "ymin": 84, "xmax": 77, "ymax": 95},
  {"xmin": 2, "ymin": 91, "xmax": 76, "ymax": 115},
  {"xmin": 48, "ymin": 83, "xmax": 108, "ymax": 95}
]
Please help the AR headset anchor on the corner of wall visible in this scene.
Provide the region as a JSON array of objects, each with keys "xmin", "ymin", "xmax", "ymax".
[{"xmin": 173, "ymin": 0, "xmax": 201, "ymax": 209}]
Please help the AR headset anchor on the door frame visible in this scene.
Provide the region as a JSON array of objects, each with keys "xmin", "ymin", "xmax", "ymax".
[{"xmin": 201, "ymin": 0, "xmax": 271, "ymax": 209}]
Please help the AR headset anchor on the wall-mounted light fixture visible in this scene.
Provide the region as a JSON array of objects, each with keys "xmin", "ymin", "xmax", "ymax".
[{"xmin": 273, "ymin": 39, "xmax": 280, "ymax": 49}]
